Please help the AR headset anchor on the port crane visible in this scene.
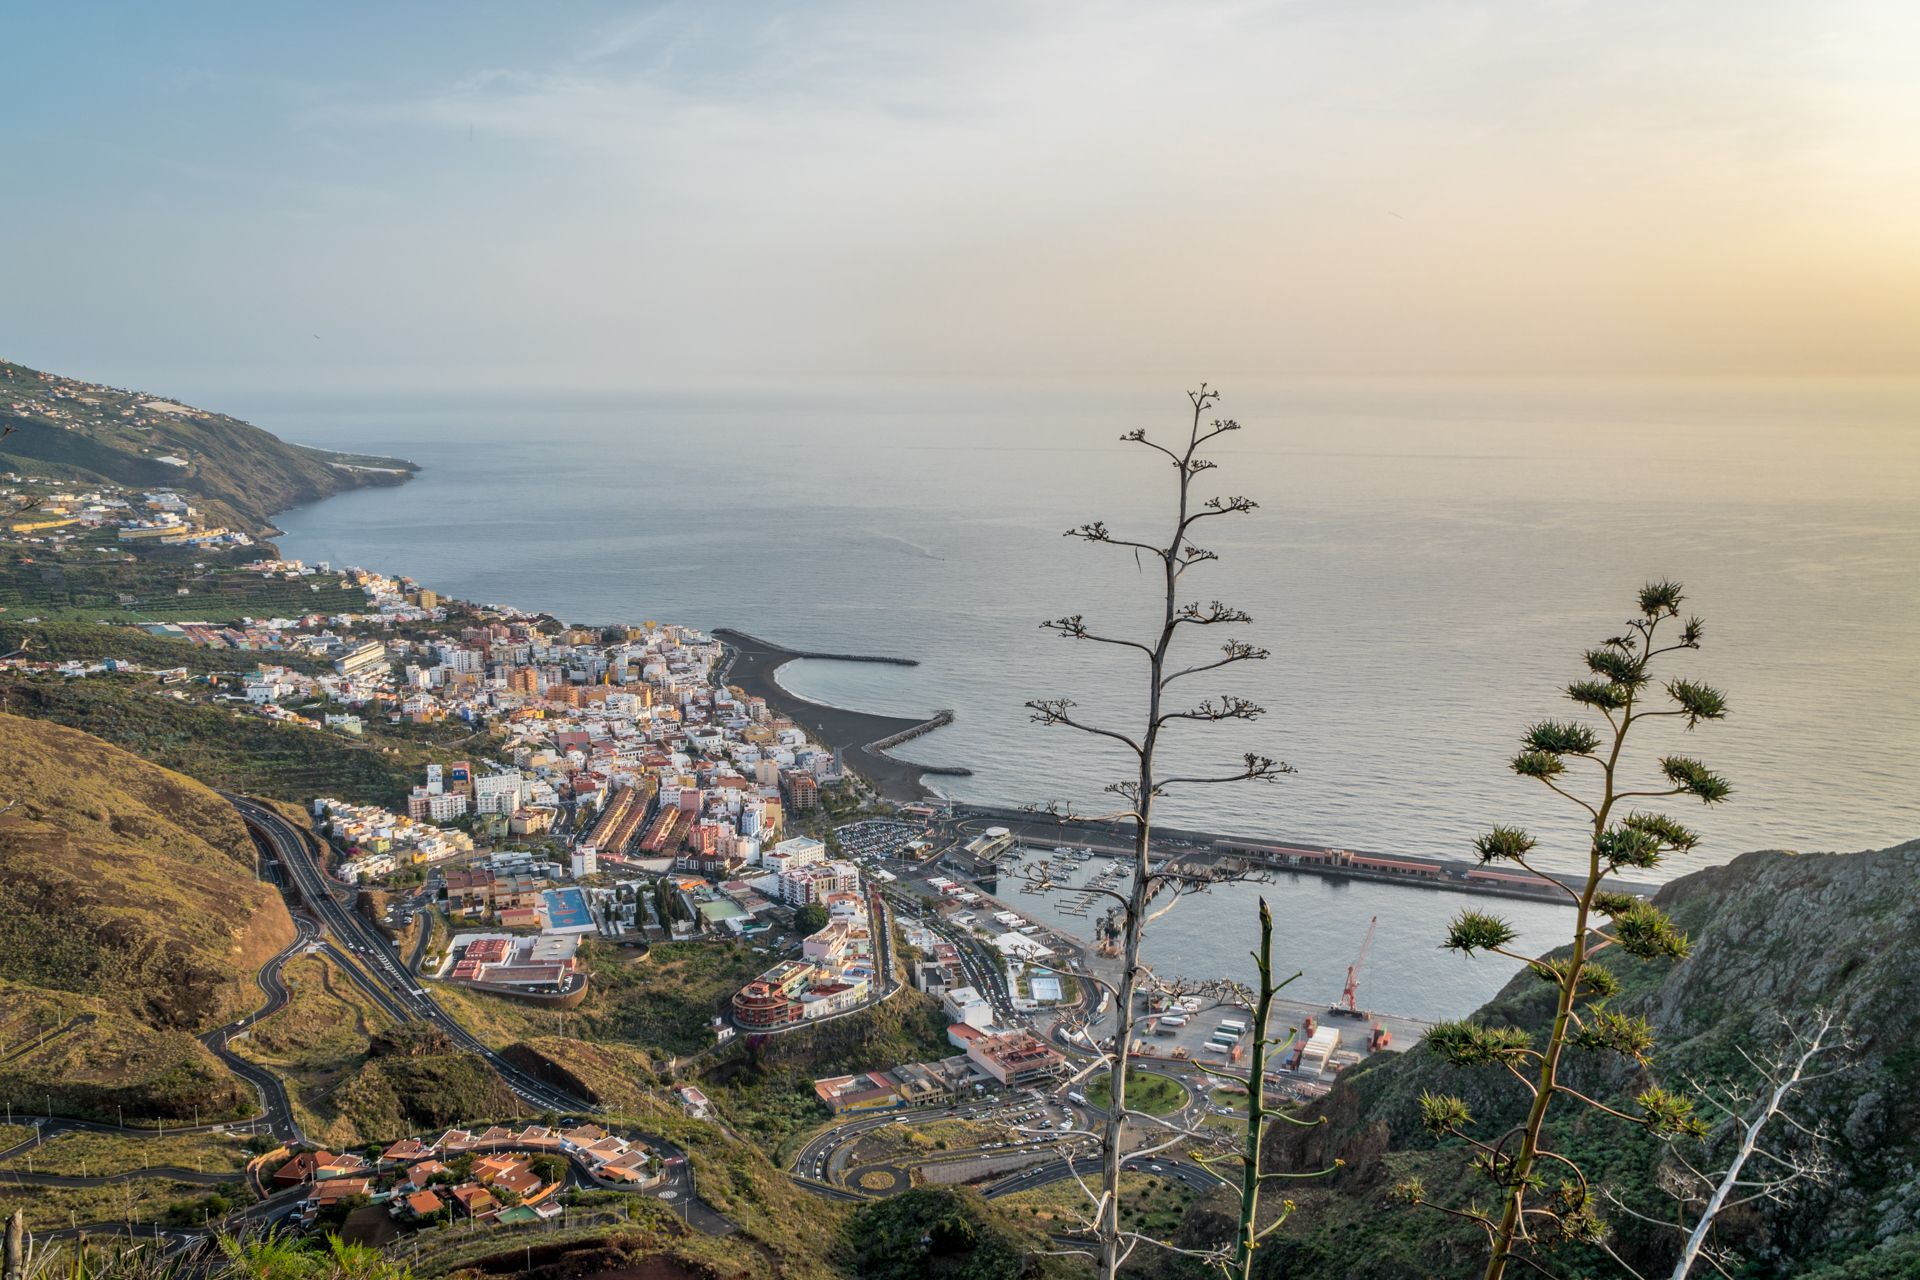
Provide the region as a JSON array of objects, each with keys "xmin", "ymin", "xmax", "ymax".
[{"xmin": 1331, "ymin": 915, "xmax": 1377, "ymax": 1018}]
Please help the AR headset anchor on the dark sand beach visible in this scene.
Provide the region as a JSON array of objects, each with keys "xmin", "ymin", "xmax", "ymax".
[{"xmin": 712, "ymin": 628, "xmax": 963, "ymax": 802}]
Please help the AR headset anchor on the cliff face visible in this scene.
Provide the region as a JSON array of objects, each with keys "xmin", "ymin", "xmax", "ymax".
[
  {"xmin": 0, "ymin": 358, "xmax": 414, "ymax": 535},
  {"xmin": 0, "ymin": 713, "xmax": 296, "ymax": 1120},
  {"xmin": 1239, "ymin": 840, "xmax": 1920, "ymax": 1280}
]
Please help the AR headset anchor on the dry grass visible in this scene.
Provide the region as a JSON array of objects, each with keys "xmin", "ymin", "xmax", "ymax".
[
  {"xmin": 0, "ymin": 1177, "xmax": 218, "ymax": 1232},
  {"xmin": 426, "ymin": 977, "xmax": 564, "ymax": 1049},
  {"xmin": 849, "ymin": 1117, "xmax": 1004, "ymax": 1164},
  {"xmin": 0, "ymin": 981, "xmax": 251, "ymax": 1123},
  {"xmin": 4, "ymin": 1129, "xmax": 251, "ymax": 1176}
]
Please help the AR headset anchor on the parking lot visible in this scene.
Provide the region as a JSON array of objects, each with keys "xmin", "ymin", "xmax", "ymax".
[{"xmin": 835, "ymin": 819, "xmax": 925, "ymax": 862}]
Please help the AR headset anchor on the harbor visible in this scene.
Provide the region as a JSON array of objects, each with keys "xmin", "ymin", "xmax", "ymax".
[
  {"xmin": 896, "ymin": 826, "xmax": 1578, "ymax": 1046},
  {"xmin": 947, "ymin": 804, "xmax": 1659, "ymax": 905}
]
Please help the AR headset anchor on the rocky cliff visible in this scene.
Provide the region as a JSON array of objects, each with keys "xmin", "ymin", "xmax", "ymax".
[{"xmin": 1212, "ymin": 840, "xmax": 1920, "ymax": 1279}]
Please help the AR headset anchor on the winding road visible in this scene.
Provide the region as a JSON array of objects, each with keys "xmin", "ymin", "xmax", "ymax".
[
  {"xmin": 1, "ymin": 797, "xmax": 740, "ymax": 1252},
  {"xmin": 227, "ymin": 795, "xmax": 593, "ymax": 1117}
]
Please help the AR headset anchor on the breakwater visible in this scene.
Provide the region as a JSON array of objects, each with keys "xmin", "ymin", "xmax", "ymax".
[
  {"xmin": 712, "ymin": 628, "xmax": 918, "ymax": 666},
  {"xmin": 866, "ymin": 709, "xmax": 973, "ymax": 778}
]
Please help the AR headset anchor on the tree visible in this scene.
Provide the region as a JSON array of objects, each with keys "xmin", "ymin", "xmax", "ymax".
[
  {"xmin": 1027, "ymin": 386, "xmax": 1289, "ymax": 1280},
  {"xmin": 793, "ymin": 903, "xmax": 830, "ymax": 935},
  {"xmin": 1603, "ymin": 1009, "xmax": 1850, "ymax": 1280},
  {"xmin": 1398, "ymin": 581, "xmax": 1732, "ymax": 1280}
]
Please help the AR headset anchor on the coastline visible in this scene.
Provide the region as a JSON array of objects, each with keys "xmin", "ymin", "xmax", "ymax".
[
  {"xmin": 260, "ymin": 456, "xmax": 969, "ymax": 801},
  {"xmin": 712, "ymin": 627, "xmax": 964, "ymax": 802}
]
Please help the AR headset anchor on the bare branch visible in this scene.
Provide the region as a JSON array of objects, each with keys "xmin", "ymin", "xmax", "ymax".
[{"xmin": 1026, "ymin": 698, "xmax": 1144, "ymax": 754}]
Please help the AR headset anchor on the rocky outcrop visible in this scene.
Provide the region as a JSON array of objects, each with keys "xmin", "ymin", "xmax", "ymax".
[{"xmin": 1247, "ymin": 839, "xmax": 1920, "ymax": 1279}]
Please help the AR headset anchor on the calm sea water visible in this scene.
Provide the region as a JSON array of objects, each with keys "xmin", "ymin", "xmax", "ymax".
[{"xmin": 245, "ymin": 377, "xmax": 1920, "ymax": 1018}]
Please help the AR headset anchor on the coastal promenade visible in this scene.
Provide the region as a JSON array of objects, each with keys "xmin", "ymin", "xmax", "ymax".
[{"xmin": 712, "ymin": 628, "xmax": 963, "ymax": 801}]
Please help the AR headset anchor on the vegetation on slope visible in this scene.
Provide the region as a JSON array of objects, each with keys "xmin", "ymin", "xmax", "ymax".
[
  {"xmin": 699, "ymin": 988, "xmax": 957, "ymax": 1155},
  {"xmin": 0, "ymin": 552, "xmax": 375, "ymax": 624},
  {"xmin": 0, "ymin": 620, "xmax": 331, "ymax": 674},
  {"xmin": 328, "ymin": 1025, "xmax": 520, "ymax": 1142},
  {"xmin": 0, "ymin": 713, "xmax": 293, "ymax": 1121},
  {"xmin": 838, "ymin": 1186, "xmax": 1076, "ymax": 1280},
  {"xmin": 0, "ymin": 673, "xmax": 489, "ymax": 807}
]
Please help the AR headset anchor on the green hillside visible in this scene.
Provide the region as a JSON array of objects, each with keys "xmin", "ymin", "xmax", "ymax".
[
  {"xmin": 1, "ymin": 359, "xmax": 413, "ymax": 536},
  {"xmin": 0, "ymin": 713, "xmax": 296, "ymax": 1121}
]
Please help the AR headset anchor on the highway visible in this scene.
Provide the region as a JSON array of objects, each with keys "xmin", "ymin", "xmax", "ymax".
[
  {"xmin": 878, "ymin": 884, "xmax": 1018, "ymax": 1022},
  {"xmin": 227, "ymin": 795, "xmax": 594, "ymax": 1117}
]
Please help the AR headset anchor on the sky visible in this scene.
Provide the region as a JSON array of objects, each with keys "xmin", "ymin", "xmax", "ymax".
[{"xmin": 4, "ymin": 1, "xmax": 1919, "ymax": 393}]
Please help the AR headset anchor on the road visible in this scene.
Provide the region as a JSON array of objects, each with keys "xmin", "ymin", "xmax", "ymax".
[
  {"xmin": 201, "ymin": 916, "xmax": 314, "ymax": 1145},
  {"xmin": 227, "ymin": 795, "xmax": 592, "ymax": 1117},
  {"xmin": 226, "ymin": 794, "xmax": 740, "ymax": 1236},
  {"xmin": 879, "ymin": 885, "xmax": 1018, "ymax": 1023}
]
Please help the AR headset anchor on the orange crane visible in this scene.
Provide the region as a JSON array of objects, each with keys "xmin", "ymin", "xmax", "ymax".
[{"xmin": 1331, "ymin": 915, "xmax": 1377, "ymax": 1018}]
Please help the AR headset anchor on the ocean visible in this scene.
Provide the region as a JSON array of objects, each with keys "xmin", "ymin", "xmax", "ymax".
[{"xmin": 244, "ymin": 376, "xmax": 1920, "ymax": 1018}]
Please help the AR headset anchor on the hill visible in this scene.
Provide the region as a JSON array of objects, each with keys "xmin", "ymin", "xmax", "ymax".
[
  {"xmin": 0, "ymin": 712, "xmax": 295, "ymax": 1120},
  {"xmin": 0, "ymin": 359, "xmax": 413, "ymax": 536},
  {"xmin": 1157, "ymin": 839, "xmax": 1920, "ymax": 1280}
]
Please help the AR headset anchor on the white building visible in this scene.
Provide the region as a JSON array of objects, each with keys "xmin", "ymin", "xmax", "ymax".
[
  {"xmin": 942, "ymin": 986, "xmax": 994, "ymax": 1030},
  {"xmin": 763, "ymin": 835, "xmax": 827, "ymax": 878},
  {"xmin": 777, "ymin": 859, "xmax": 859, "ymax": 907},
  {"xmin": 571, "ymin": 847, "xmax": 598, "ymax": 879},
  {"xmin": 427, "ymin": 791, "xmax": 469, "ymax": 823},
  {"xmin": 472, "ymin": 770, "xmax": 523, "ymax": 816}
]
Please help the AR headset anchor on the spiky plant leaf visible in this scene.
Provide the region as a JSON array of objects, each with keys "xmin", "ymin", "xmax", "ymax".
[
  {"xmin": 1621, "ymin": 810, "xmax": 1699, "ymax": 852},
  {"xmin": 1524, "ymin": 720, "xmax": 1601, "ymax": 756},
  {"xmin": 1596, "ymin": 823, "xmax": 1664, "ymax": 870},
  {"xmin": 1417, "ymin": 1090, "xmax": 1475, "ymax": 1135},
  {"xmin": 1444, "ymin": 910, "xmax": 1518, "ymax": 955},
  {"xmin": 1611, "ymin": 902, "xmax": 1691, "ymax": 960},
  {"xmin": 1592, "ymin": 890, "xmax": 1642, "ymax": 918},
  {"xmin": 1638, "ymin": 1086, "xmax": 1709, "ymax": 1139},
  {"xmin": 1639, "ymin": 579, "xmax": 1685, "ymax": 615},
  {"xmin": 1571, "ymin": 1009, "xmax": 1657, "ymax": 1063},
  {"xmin": 1427, "ymin": 1021, "xmax": 1533, "ymax": 1067},
  {"xmin": 1666, "ymin": 678, "xmax": 1729, "ymax": 727},
  {"xmin": 1584, "ymin": 647, "xmax": 1647, "ymax": 687},
  {"xmin": 1473, "ymin": 826, "xmax": 1536, "ymax": 863},
  {"xmin": 1511, "ymin": 750, "xmax": 1568, "ymax": 780},
  {"xmin": 1661, "ymin": 755, "xmax": 1732, "ymax": 803},
  {"xmin": 1567, "ymin": 679, "xmax": 1629, "ymax": 710}
]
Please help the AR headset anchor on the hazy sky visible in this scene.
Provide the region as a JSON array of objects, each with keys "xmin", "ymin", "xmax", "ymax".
[{"xmin": 5, "ymin": 2, "xmax": 1918, "ymax": 392}]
